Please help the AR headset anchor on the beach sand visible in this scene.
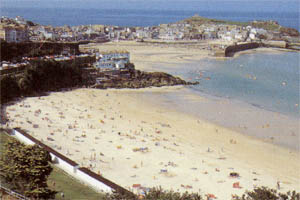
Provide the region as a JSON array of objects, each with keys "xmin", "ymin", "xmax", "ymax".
[
  {"xmin": 4, "ymin": 88, "xmax": 300, "ymax": 199},
  {"xmin": 83, "ymin": 41, "xmax": 300, "ymax": 150},
  {"xmin": 81, "ymin": 41, "xmax": 211, "ymax": 72},
  {"xmin": 3, "ymin": 41, "xmax": 300, "ymax": 199}
]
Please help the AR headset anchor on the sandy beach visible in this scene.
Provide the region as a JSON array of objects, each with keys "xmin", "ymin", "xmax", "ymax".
[
  {"xmin": 4, "ymin": 87, "xmax": 300, "ymax": 199},
  {"xmin": 83, "ymin": 41, "xmax": 300, "ymax": 150},
  {"xmin": 3, "ymin": 41, "xmax": 300, "ymax": 199},
  {"xmin": 81, "ymin": 41, "xmax": 211, "ymax": 72}
]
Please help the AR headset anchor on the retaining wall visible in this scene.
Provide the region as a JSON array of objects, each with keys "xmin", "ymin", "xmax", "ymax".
[{"xmin": 10, "ymin": 128, "xmax": 132, "ymax": 195}]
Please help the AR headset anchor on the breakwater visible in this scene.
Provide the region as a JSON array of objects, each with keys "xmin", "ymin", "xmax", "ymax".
[
  {"xmin": 216, "ymin": 41, "xmax": 292, "ymax": 57},
  {"xmin": 225, "ymin": 42, "xmax": 262, "ymax": 57}
]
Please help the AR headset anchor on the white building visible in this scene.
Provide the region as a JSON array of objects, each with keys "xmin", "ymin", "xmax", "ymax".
[
  {"xmin": 249, "ymin": 32, "xmax": 256, "ymax": 40},
  {"xmin": 136, "ymin": 30, "xmax": 149, "ymax": 39},
  {"xmin": 0, "ymin": 26, "xmax": 28, "ymax": 42},
  {"xmin": 43, "ymin": 31, "xmax": 59, "ymax": 40},
  {"xmin": 95, "ymin": 51, "xmax": 130, "ymax": 70},
  {"xmin": 15, "ymin": 16, "xmax": 27, "ymax": 25}
]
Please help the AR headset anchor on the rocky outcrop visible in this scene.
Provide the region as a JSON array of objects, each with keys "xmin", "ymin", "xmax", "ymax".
[
  {"xmin": 95, "ymin": 70, "xmax": 198, "ymax": 89},
  {"xmin": 279, "ymin": 27, "xmax": 300, "ymax": 37}
]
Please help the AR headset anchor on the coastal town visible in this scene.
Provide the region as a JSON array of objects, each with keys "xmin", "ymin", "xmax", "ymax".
[
  {"xmin": 1, "ymin": 15, "xmax": 299, "ymax": 44},
  {"xmin": 1, "ymin": 14, "xmax": 300, "ymax": 200},
  {"xmin": 1, "ymin": 15, "xmax": 299, "ymax": 81}
]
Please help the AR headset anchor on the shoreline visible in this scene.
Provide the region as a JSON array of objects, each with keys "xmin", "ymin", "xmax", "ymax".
[
  {"xmin": 81, "ymin": 41, "xmax": 300, "ymax": 151},
  {"xmin": 3, "ymin": 88, "xmax": 300, "ymax": 199},
  {"xmin": 141, "ymin": 86, "xmax": 300, "ymax": 151},
  {"xmin": 2, "ymin": 41, "xmax": 299, "ymax": 198}
]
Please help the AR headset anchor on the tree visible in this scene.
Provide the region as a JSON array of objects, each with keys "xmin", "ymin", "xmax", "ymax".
[
  {"xmin": 18, "ymin": 77, "xmax": 32, "ymax": 94},
  {"xmin": 0, "ymin": 75, "xmax": 20, "ymax": 104},
  {"xmin": 235, "ymin": 187, "xmax": 300, "ymax": 200},
  {"xmin": 0, "ymin": 137, "xmax": 56, "ymax": 199},
  {"xmin": 105, "ymin": 187, "xmax": 203, "ymax": 200}
]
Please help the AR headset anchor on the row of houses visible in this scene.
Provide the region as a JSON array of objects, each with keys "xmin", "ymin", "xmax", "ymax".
[
  {"xmin": 1, "ymin": 47, "xmax": 131, "ymax": 83},
  {"xmin": 95, "ymin": 50, "xmax": 130, "ymax": 70},
  {"xmin": 0, "ymin": 25, "xmax": 28, "ymax": 42},
  {"xmin": 0, "ymin": 54, "xmax": 95, "ymax": 75},
  {"xmin": 2, "ymin": 16, "xmax": 297, "ymax": 44}
]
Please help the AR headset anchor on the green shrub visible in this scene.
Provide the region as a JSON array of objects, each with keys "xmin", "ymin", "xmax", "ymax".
[
  {"xmin": 0, "ymin": 59, "xmax": 85, "ymax": 105},
  {"xmin": 0, "ymin": 75, "xmax": 20, "ymax": 104},
  {"xmin": 234, "ymin": 187, "xmax": 300, "ymax": 200},
  {"xmin": 0, "ymin": 137, "xmax": 56, "ymax": 199},
  {"xmin": 106, "ymin": 187, "xmax": 203, "ymax": 200}
]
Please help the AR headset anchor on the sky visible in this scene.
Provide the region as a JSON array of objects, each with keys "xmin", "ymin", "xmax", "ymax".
[
  {"xmin": 0, "ymin": 0, "xmax": 298, "ymax": 12},
  {"xmin": 1, "ymin": 0, "xmax": 298, "ymax": 28}
]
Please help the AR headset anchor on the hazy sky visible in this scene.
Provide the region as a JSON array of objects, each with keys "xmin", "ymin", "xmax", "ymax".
[
  {"xmin": 1, "ymin": 0, "xmax": 298, "ymax": 12},
  {"xmin": 0, "ymin": 0, "xmax": 300, "ymax": 10}
]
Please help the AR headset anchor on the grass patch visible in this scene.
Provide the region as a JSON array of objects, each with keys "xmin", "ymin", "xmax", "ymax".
[
  {"xmin": 48, "ymin": 167, "xmax": 106, "ymax": 200},
  {"xmin": 180, "ymin": 15, "xmax": 283, "ymax": 31},
  {"xmin": 0, "ymin": 131, "xmax": 106, "ymax": 200},
  {"xmin": 180, "ymin": 15, "xmax": 250, "ymax": 26}
]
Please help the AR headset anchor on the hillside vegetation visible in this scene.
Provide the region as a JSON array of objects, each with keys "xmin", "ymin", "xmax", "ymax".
[{"xmin": 179, "ymin": 15, "xmax": 299, "ymax": 35}]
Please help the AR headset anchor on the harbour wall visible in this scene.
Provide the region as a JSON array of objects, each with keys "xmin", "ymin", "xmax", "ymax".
[
  {"xmin": 225, "ymin": 42, "xmax": 262, "ymax": 57},
  {"xmin": 222, "ymin": 41, "xmax": 289, "ymax": 57},
  {"xmin": 5, "ymin": 128, "xmax": 134, "ymax": 196}
]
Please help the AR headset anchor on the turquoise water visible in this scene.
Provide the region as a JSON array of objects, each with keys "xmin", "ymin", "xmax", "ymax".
[
  {"xmin": 137, "ymin": 51, "xmax": 300, "ymax": 149},
  {"xmin": 176, "ymin": 52, "xmax": 300, "ymax": 118}
]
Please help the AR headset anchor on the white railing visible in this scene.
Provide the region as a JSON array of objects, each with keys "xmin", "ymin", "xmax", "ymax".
[{"xmin": 0, "ymin": 185, "xmax": 30, "ymax": 200}]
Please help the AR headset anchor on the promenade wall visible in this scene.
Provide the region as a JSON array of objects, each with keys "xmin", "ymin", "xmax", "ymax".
[{"xmin": 9, "ymin": 128, "xmax": 133, "ymax": 195}]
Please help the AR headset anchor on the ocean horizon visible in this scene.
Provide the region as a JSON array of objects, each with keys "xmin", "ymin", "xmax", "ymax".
[{"xmin": 1, "ymin": 1, "xmax": 299, "ymax": 30}]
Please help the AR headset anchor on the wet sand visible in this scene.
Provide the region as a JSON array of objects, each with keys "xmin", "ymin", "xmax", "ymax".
[
  {"xmin": 141, "ymin": 88, "xmax": 300, "ymax": 151},
  {"xmin": 81, "ymin": 40, "xmax": 211, "ymax": 72}
]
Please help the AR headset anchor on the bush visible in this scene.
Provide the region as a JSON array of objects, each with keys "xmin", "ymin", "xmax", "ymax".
[
  {"xmin": 106, "ymin": 186, "xmax": 300, "ymax": 200},
  {"xmin": 0, "ymin": 59, "xmax": 85, "ymax": 105},
  {"xmin": 105, "ymin": 187, "xmax": 203, "ymax": 200},
  {"xmin": 0, "ymin": 75, "xmax": 20, "ymax": 104},
  {"xmin": 234, "ymin": 187, "xmax": 300, "ymax": 200},
  {"xmin": 0, "ymin": 137, "xmax": 56, "ymax": 199}
]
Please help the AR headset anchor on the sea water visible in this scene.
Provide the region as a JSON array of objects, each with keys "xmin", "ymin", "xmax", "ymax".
[
  {"xmin": 184, "ymin": 52, "xmax": 300, "ymax": 118},
  {"xmin": 1, "ymin": 0, "xmax": 299, "ymax": 30},
  {"xmin": 143, "ymin": 51, "xmax": 300, "ymax": 149}
]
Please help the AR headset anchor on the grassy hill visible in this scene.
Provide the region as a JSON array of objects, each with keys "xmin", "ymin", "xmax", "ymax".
[{"xmin": 179, "ymin": 15, "xmax": 282, "ymax": 31}]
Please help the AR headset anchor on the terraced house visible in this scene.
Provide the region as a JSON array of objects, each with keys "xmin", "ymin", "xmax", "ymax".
[
  {"xmin": 95, "ymin": 50, "xmax": 130, "ymax": 70},
  {"xmin": 0, "ymin": 25, "xmax": 29, "ymax": 42}
]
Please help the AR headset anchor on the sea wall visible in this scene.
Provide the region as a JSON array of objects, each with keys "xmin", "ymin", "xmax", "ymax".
[
  {"xmin": 9, "ymin": 128, "xmax": 133, "ymax": 195},
  {"xmin": 225, "ymin": 42, "xmax": 261, "ymax": 57},
  {"xmin": 223, "ymin": 41, "xmax": 290, "ymax": 57},
  {"xmin": 262, "ymin": 40, "xmax": 287, "ymax": 48}
]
